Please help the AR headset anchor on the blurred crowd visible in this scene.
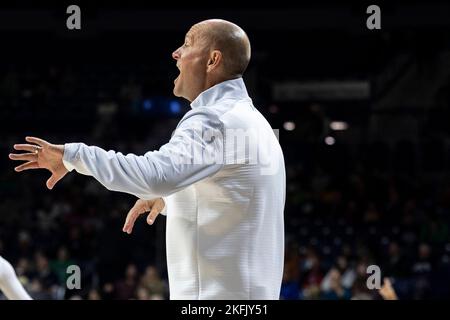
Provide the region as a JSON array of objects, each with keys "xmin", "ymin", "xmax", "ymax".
[
  {"xmin": 1, "ymin": 64, "xmax": 450, "ymax": 300},
  {"xmin": 281, "ymin": 150, "xmax": 450, "ymax": 299},
  {"xmin": 0, "ymin": 168, "xmax": 170, "ymax": 300}
]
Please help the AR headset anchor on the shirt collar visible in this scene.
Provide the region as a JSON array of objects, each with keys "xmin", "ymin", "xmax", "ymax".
[{"xmin": 190, "ymin": 78, "xmax": 250, "ymax": 109}]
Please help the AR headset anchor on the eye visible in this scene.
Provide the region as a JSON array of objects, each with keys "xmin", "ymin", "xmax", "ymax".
[{"xmin": 182, "ymin": 37, "xmax": 192, "ymax": 48}]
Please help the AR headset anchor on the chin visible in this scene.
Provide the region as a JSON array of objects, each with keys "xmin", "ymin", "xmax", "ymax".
[
  {"xmin": 173, "ymin": 87, "xmax": 187, "ymax": 100},
  {"xmin": 173, "ymin": 85, "xmax": 180, "ymax": 96},
  {"xmin": 173, "ymin": 89, "xmax": 181, "ymax": 98}
]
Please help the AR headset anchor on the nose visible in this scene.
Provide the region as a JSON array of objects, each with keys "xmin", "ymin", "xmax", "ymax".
[{"xmin": 172, "ymin": 47, "xmax": 181, "ymax": 60}]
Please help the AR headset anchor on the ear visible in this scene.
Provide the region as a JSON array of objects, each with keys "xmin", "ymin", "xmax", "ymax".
[{"xmin": 207, "ymin": 50, "xmax": 222, "ymax": 73}]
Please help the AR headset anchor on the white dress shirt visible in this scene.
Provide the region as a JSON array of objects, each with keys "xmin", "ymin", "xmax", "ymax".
[{"xmin": 62, "ymin": 78, "xmax": 286, "ymax": 299}]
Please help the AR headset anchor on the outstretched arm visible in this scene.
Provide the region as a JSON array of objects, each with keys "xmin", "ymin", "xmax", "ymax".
[{"xmin": 9, "ymin": 112, "xmax": 224, "ymax": 200}]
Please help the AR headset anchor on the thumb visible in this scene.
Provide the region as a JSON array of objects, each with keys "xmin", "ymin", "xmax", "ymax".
[
  {"xmin": 46, "ymin": 173, "xmax": 63, "ymax": 190},
  {"xmin": 147, "ymin": 206, "xmax": 160, "ymax": 225}
]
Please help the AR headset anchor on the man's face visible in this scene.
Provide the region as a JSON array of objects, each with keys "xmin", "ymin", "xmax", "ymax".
[{"xmin": 172, "ymin": 25, "xmax": 210, "ymax": 102}]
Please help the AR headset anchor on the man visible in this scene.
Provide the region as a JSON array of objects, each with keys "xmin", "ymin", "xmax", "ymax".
[
  {"xmin": 0, "ymin": 256, "xmax": 32, "ymax": 300},
  {"xmin": 9, "ymin": 19, "xmax": 286, "ymax": 300}
]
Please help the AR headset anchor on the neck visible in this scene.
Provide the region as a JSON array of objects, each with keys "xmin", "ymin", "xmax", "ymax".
[{"xmin": 190, "ymin": 75, "xmax": 240, "ymax": 102}]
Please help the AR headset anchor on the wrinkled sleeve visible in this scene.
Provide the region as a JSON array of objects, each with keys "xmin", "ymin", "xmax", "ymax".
[{"xmin": 62, "ymin": 111, "xmax": 224, "ymax": 200}]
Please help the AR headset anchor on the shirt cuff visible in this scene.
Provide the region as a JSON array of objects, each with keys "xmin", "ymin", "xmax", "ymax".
[
  {"xmin": 160, "ymin": 197, "xmax": 168, "ymax": 216},
  {"xmin": 62, "ymin": 143, "xmax": 78, "ymax": 172}
]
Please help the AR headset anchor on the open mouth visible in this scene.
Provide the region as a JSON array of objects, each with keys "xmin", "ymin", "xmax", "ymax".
[{"xmin": 174, "ymin": 64, "xmax": 180, "ymax": 84}]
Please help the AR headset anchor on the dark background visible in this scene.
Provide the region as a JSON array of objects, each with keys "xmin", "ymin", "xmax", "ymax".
[{"xmin": 1, "ymin": 1, "xmax": 450, "ymax": 300}]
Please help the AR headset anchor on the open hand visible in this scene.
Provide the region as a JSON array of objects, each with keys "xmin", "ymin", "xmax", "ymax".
[{"xmin": 9, "ymin": 136, "xmax": 68, "ymax": 190}]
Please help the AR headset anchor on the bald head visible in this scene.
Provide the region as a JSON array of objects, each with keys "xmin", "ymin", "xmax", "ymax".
[
  {"xmin": 172, "ymin": 19, "xmax": 251, "ymax": 101},
  {"xmin": 195, "ymin": 19, "xmax": 251, "ymax": 79}
]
